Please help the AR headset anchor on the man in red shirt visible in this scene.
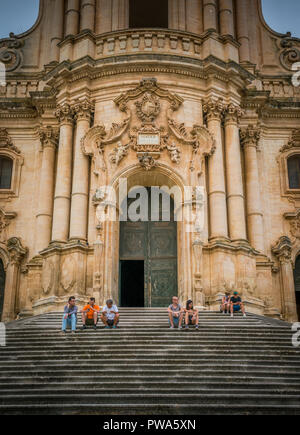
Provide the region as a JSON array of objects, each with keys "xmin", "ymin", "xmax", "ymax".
[{"xmin": 81, "ymin": 298, "xmax": 101, "ymax": 330}]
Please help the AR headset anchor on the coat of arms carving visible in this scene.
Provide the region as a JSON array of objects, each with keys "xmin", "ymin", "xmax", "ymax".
[{"xmin": 81, "ymin": 78, "xmax": 215, "ymax": 172}]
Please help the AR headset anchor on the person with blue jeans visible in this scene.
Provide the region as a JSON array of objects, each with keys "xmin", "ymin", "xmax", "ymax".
[{"xmin": 62, "ymin": 296, "xmax": 78, "ymax": 333}]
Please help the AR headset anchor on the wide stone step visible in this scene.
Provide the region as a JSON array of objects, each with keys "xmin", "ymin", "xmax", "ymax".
[
  {"xmin": 1, "ymin": 403, "xmax": 299, "ymax": 415},
  {"xmin": 1, "ymin": 310, "xmax": 299, "ymax": 415},
  {"xmin": 1, "ymin": 393, "xmax": 300, "ymax": 407}
]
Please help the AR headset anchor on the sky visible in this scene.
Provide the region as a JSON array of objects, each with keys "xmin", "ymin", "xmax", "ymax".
[{"xmin": 0, "ymin": 0, "xmax": 299, "ymax": 38}]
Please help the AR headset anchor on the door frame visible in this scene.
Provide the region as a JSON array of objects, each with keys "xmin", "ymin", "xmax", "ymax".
[{"xmin": 100, "ymin": 165, "xmax": 195, "ymax": 307}]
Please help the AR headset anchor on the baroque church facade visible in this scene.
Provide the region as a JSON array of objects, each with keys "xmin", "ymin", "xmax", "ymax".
[{"xmin": 0, "ymin": 0, "xmax": 299, "ymax": 322}]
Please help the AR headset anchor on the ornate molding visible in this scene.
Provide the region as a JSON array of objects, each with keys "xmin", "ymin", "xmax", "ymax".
[
  {"xmin": 224, "ymin": 103, "xmax": 244, "ymax": 124},
  {"xmin": 55, "ymin": 104, "xmax": 75, "ymax": 125},
  {"xmin": 203, "ymin": 98, "xmax": 225, "ymax": 121},
  {"xmin": 72, "ymin": 98, "xmax": 94, "ymax": 121},
  {"xmin": 114, "ymin": 78, "xmax": 183, "ymax": 114},
  {"xmin": 0, "ymin": 208, "xmax": 16, "ymax": 242},
  {"xmin": 109, "ymin": 141, "xmax": 129, "ymax": 166},
  {"xmin": 0, "ymin": 128, "xmax": 21, "ymax": 154},
  {"xmin": 279, "ymin": 35, "xmax": 300, "ymax": 71},
  {"xmin": 0, "ymin": 35, "xmax": 24, "ymax": 72},
  {"xmin": 279, "ymin": 129, "xmax": 300, "ymax": 154},
  {"xmin": 135, "ymin": 92, "xmax": 161, "ymax": 123},
  {"xmin": 240, "ymin": 125, "xmax": 261, "ymax": 149},
  {"xmin": 7, "ymin": 237, "xmax": 27, "ymax": 266},
  {"xmin": 39, "ymin": 126, "xmax": 59, "ymax": 150},
  {"xmin": 138, "ymin": 153, "xmax": 157, "ymax": 171},
  {"xmin": 272, "ymin": 236, "xmax": 292, "ymax": 265}
]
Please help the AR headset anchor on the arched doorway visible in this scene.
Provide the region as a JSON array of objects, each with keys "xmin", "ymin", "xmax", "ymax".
[
  {"xmin": 119, "ymin": 187, "xmax": 177, "ymax": 307},
  {"xmin": 294, "ymin": 256, "xmax": 300, "ymax": 320},
  {"xmin": 0, "ymin": 259, "xmax": 6, "ymax": 321}
]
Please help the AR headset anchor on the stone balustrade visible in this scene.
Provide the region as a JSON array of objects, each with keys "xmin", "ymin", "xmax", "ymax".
[{"xmin": 59, "ymin": 28, "xmax": 239, "ymax": 64}]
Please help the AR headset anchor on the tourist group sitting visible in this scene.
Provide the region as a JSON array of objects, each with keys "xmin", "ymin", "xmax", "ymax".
[
  {"xmin": 62, "ymin": 297, "xmax": 119, "ymax": 334},
  {"xmin": 62, "ymin": 291, "xmax": 246, "ymax": 333}
]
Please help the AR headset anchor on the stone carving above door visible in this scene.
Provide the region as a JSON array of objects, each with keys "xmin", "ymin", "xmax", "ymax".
[{"xmin": 81, "ymin": 78, "xmax": 215, "ymax": 172}]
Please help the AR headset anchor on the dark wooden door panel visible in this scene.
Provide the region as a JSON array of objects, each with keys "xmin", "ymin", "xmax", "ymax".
[
  {"xmin": 120, "ymin": 191, "xmax": 177, "ymax": 307},
  {"xmin": 150, "ymin": 259, "xmax": 177, "ymax": 307}
]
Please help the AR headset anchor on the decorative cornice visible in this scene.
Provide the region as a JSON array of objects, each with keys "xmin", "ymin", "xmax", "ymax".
[
  {"xmin": 0, "ymin": 128, "xmax": 21, "ymax": 154},
  {"xmin": 203, "ymin": 98, "xmax": 225, "ymax": 121},
  {"xmin": 240, "ymin": 125, "xmax": 261, "ymax": 149},
  {"xmin": 39, "ymin": 126, "xmax": 59, "ymax": 150}
]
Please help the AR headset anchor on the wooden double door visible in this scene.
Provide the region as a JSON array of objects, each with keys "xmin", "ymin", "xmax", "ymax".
[{"xmin": 119, "ymin": 192, "xmax": 177, "ymax": 307}]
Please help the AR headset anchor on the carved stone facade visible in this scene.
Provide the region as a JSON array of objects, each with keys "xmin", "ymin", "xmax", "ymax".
[{"xmin": 0, "ymin": 0, "xmax": 299, "ymax": 321}]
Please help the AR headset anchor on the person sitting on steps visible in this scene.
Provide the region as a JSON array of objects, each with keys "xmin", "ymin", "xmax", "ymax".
[
  {"xmin": 101, "ymin": 299, "xmax": 120, "ymax": 329},
  {"xmin": 81, "ymin": 298, "xmax": 101, "ymax": 330},
  {"xmin": 168, "ymin": 296, "xmax": 184, "ymax": 329},
  {"xmin": 61, "ymin": 296, "xmax": 78, "ymax": 334},
  {"xmin": 230, "ymin": 291, "xmax": 246, "ymax": 318},
  {"xmin": 220, "ymin": 291, "xmax": 231, "ymax": 314},
  {"xmin": 184, "ymin": 300, "xmax": 199, "ymax": 329}
]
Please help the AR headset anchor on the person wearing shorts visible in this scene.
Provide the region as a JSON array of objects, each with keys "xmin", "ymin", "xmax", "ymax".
[
  {"xmin": 184, "ymin": 300, "xmax": 199, "ymax": 329},
  {"xmin": 168, "ymin": 296, "xmax": 183, "ymax": 329},
  {"xmin": 81, "ymin": 298, "xmax": 101, "ymax": 330},
  {"xmin": 230, "ymin": 292, "xmax": 246, "ymax": 317},
  {"xmin": 101, "ymin": 299, "xmax": 120, "ymax": 329}
]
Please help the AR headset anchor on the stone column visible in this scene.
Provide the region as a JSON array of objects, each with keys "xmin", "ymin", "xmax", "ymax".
[
  {"xmin": 36, "ymin": 126, "xmax": 58, "ymax": 253},
  {"xmin": 224, "ymin": 104, "xmax": 247, "ymax": 242},
  {"xmin": 203, "ymin": 0, "xmax": 217, "ymax": 32},
  {"xmin": 203, "ymin": 99, "xmax": 228, "ymax": 241},
  {"xmin": 52, "ymin": 105, "xmax": 75, "ymax": 243},
  {"xmin": 241, "ymin": 125, "xmax": 264, "ymax": 253},
  {"xmin": 65, "ymin": 0, "xmax": 80, "ymax": 36},
  {"xmin": 50, "ymin": 0, "xmax": 65, "ymax": 62},
  {"xmin": 236, "ymin": 0, "xmax": 250, "ymax": 62},
  {"xmin": 69, "ymin": 99, "xmax": 94, "ymax": 242},
  {"xmin": 2, "ymin": 238, "xmax": 27, "ymax": 322},
  {"xmin": 81, "ymin": 0, "xmax": 96, "ymax": 32},
  {"xmin": 272, "ymin": 236, "xmax": 298, "ymax": 323},
  {"xmin": 219, "ymin": 0, "xmax": 234, "ymax": 37}
]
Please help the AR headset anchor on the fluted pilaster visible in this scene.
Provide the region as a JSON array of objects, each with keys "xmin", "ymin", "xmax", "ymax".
[
  {"xmin": 272, "ymin": 237, "xmax": 298, "ymax": 323},
  {"xmin": 241, "ymin": 124, "xmax": 264, "ymax": 252},
  {"xmin": 36, "ymin": 126, "xmax": 58, "ymax": 253},
  {"xmin": 203, "ymin": 98, "xmax": 228, "ymax": 241},
  {"xmin": 219, "ymin": 0, "xmax": 234, "ymax": 37},
  {"xmin": 52, "ymin": 104, "xmax": 75, "ymax": 243},
  {"xmin": 81, "ymin": 0, "xmax": 96, "ymax": 32},
  {"xmin": 224, "ymin": 104, "xmax": 247, "ymax": 242},
  {"xmin": 69, "ymin": 99, "xmax": 94, "ymax": 242}
]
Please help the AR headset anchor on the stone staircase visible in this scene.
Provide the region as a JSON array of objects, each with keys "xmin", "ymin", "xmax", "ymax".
[{"xmin": 0, "ymin": 308, "xmax": 300, "ymax": 415}]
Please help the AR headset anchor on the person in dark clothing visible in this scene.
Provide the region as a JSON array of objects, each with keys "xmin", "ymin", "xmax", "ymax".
[
  {"xmin": 230, "ymin": 291, "xmax": 246, "ymax": 317},
  {"xmin": 184, "ymin": 300, "xmax": 199, "ymax": 329}
]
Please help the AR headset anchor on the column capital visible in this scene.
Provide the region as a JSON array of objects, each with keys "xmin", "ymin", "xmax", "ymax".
[
  {"xmin": 240, "ymin": 124, "xmax": 261, "ymax": 149},
  {"xmin": 72, "ymin": 98, "xmax": 94, "ymax": 121},
  {"xmin": 272, "ymin": 236, "xmax": 292, "ymax": 265},
  {"xmin": 224, "ymin": 103, "xmax": 244, "ymax": 124},
  {"xmin": 55, "ymin": 104, "xmax": 75, "ymax": 125},
  {"xmin": 7, "ymin": 237, "xmax": 27, "ymax": 266},
  {"xmin": 39, "ymin": 126, "xmax": 59, "ymax": 150},
  {"xmin": 203, "ymin": 98, "xmax": 225, "ymax": 121}
]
